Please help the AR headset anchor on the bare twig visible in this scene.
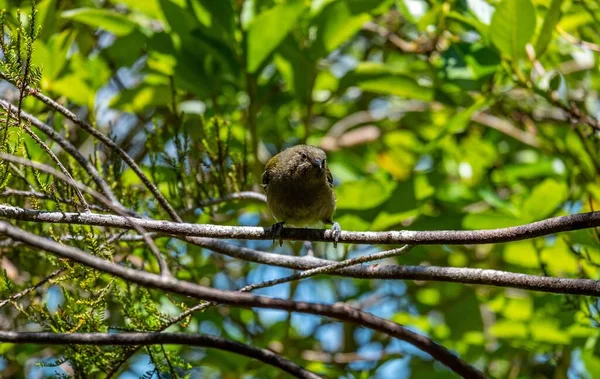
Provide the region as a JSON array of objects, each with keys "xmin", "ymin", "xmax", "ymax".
[
  {"xmin": 0, "ymin": 221, "xmax": 484, "ymax": 378},
  {"xmin": 557, "ymin": 26, "xmax": 600, "ymax": 53},
  {"xmin": 0, "ymin": 268, "xmax": 65, "ymax": 309},
  {"xmin": 0, "ymin": 188, "xmax": 107, "ymax": 211},
  {"xmin": 471, "ymin": 112, "xmax": 540, "ymax": 148},
  {"xmin": 362, "ymin": 21, "xmax": 436, "ymax": 53},
  {"xmin": 239, "ymin": 245, "xmax": 412, "ymax": 292},
  {"xmin": 198, "ymin": 191, "xmax": 266, "ymax": 207},
  {"xmin": 0, "ymin": 331, "xmax": 321, "ymax": 379}
]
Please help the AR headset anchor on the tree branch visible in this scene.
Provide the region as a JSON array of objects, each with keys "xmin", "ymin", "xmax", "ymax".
[
  {"xmin": 0, "ymin": 188, "xmax": 107, "ymax": 211},
  {"xmin": 190, "ymin": 238, "xmax": 600, "ymax": 296},
  {"xmin": 0, "ymin": 221, "xmax": 484, "ymax": 378},
  {"xmin": 0, "ymin": 331, "xmax": 321, "ymax": 379},
  {"xmin": 0, "ymin": 204, "xmax": 597, "ymax": 246}
]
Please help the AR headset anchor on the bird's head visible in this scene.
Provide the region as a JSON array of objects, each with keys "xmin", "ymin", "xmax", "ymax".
[{"xmin": 276, "ymin": 144, "xmax": 328, "ymax": 180}]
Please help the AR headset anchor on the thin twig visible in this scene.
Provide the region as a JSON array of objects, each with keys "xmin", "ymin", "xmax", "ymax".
[
  {"xmin": 239, "ymin": 245, "xmax": 412, "ymax": 292},
  {"xmin": 198, "ymin": 191, "xmax": 266, "ymax": 207},
  {"xmin": 19, "ymin": 122, "xmax": 90, "ymax": 211},
  {"xmin": 0, "ymin": 268, "xmax": 65, "ymax": 309},
  {"xmin": 105, "ymin": 245, "xmax": 409, "ymax": 377},
  {"xmin": 0, "ymin": 188, "xmax": 106, "ymax": 211}
]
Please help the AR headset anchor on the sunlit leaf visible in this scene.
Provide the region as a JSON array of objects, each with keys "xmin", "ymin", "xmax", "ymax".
[
  {"xmin": 336, "ymin": 178, "xmax": 396, "ymax": 210},
  {"xmin": 246, "ymin": 0, "xmax": 306, "ymax": 73},
  {"xmin": 534, "ymin": 0, "xmax": 564, "ymax": 57},
  {"xmin": 61, "ymin": 8, "xmax": 138, "ymax": 36},
  {"xmin": 341, "ymin": 62, "xmax": 433, "ymax": 101},
  {"xmin": 489, "ymin": 0, "xmax": 536, "ymax": 58}
]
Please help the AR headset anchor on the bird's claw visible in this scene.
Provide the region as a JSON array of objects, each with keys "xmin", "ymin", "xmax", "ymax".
[
  {"xmin": 270, "ymin": 222, "xmax": 285, "ymax": 247},
  {"xmin": 331, "ymin": 222, "xmax": 341, "ymax": 248}
]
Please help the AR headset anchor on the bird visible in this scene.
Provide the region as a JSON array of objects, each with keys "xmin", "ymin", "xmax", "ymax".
[{"xmin": 261, "ymin": 144, "xmax": 341, "ymax": 247}]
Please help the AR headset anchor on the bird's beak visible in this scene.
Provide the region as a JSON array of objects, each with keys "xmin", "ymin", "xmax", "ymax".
[{"xmin": 312, "ymin": 159, "xmax": 323, "ymax": 170}]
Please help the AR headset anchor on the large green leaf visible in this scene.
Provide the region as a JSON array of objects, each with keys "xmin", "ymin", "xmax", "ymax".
[
  {"xmin": 522, "ymin": 178, "xmax": 568, "ymax": 221},
  {"xmin": 246, "ymin": 0, "xmax": 306, "ymax": 73},
  {"xmin": 311, "ymin": 0, "xmax": 393, "ymax": 57},
  {"xmin": 61, "ymin": 8, "xmax": 138, "ymax": 36},
  {"xmin": 341, "ymin": 62, "xmax": 433, "ymax": 101},
  {"xmin": 36, "ymin": 0, "xmax": 58, "ymax": 41},
  {"xmin": 110, "ymin": 85, "xmax": 171, "ymax": 113},
  {"xmin": 534, "ymin": 0, "xmax": 564, "ymax": 57},
  {"xmin": 336, "ymin": 178, "xmax": 396, "ymax": 210},
  {"xmin": 117, "ymin": 0, "xmax": 163, "ymax": 19},
  {"xmin": 489, "ymin": 0, "xmax": 536, "ymax": 59}
]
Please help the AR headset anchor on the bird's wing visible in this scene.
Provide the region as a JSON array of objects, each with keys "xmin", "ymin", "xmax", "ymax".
[
  {"xmin": 261, "ymin": 156, "xmax": 277, "ymax": 191},
  {"xmin": 326, "ymin": 167, "xmax": 334, "ymax": 188}
]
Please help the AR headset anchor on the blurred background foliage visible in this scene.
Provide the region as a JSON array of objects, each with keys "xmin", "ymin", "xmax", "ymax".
[{"xmin": 0, "ymin": 0, "xmax": 599, "ymax": 377}]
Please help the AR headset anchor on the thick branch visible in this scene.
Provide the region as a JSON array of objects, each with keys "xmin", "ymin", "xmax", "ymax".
[
  {"xmin": 0, "ymin": 331, "xmax": 321, "ymax": 379},
  {"xmin": 0, "ymin": 221, "xmax": 483, "ymax": 378},
  {"xmin": 0, "ymin": 204, "xmax": 598, "ymax": 245}
]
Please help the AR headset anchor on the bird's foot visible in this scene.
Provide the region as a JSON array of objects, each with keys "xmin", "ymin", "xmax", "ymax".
[
  {"xmin": 270, "ymin": 221, "xmax": 286, "ymax": 246},
  {"xmin": 331, "ymin": 222, "xmax": 342, "ymax": 248}
]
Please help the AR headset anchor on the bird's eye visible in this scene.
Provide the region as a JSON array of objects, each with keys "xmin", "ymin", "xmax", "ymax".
[{"xmin": 301, "ymin": 152, "xmax": 308, "ymax": 160}]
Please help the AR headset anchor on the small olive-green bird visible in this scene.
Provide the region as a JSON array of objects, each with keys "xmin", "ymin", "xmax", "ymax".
[{"xmin": 262, "ymin": 144, "xmax": 341, "ymax": 246}]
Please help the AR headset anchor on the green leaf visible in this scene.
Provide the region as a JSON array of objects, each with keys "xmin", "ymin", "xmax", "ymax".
[
  {"xmin": 336, "ymin": 178, "xmax": 396, "ymax": 210},
  {"xmin": 313, "ymin": 0, "xmax": 381, "ymax": 57},
  {"xmin": 311, "ymin": 0, "xmax": 393, "ymax": 57},
  {"xmin": 522, "ymin": 178, "xmax": 568, "ymax": 221},
  {"xmin": 246, "ymin": 0, "xmax": 306, "ymax": 73},
  {"xmin": 534, "ymin": 0, "xmax": 564, "ymax": 57},
  {"xmin": 502, "ymin": 297, "xmax": 532, "ymax": 321},
  {"xmin": 190, "ymin": 0, "xmax": 235, "ymax": 39},
  {"xmin": 503, "ymin": 241, "xmax": 540, "ymax": 268},
  {"xmin": 37, "ymin": 0, "xmax": 58, "ymax": 41},
  {"xmin": 110, "ymin": 85, "xmax": 171, "ymax": 113},
  {"xmin": 341, "ymin": 62, "xmax": 433, "ymax": 101},
  {"xmin": 530, "ymin": 320, "xmax": 570, "ymax": 344},
  {"xmin": 274, "ymin": 36, "xmax": 316, "ymax": 104},
  {"xmin": 490, "ymin": 320, "xmax": 528, "ymax": 339},
  {"xmin": 61, "ymin": 8, "xmax": 138, "ymax": 36},
  {"xmin": 416, "ymin": 288, "xmax": 441, "ymax": 305},
  {"xmin": 117, "ymin": 0, "xmax": 163, "ymax": 19},
  {"xmin": 462, "ymin": 213, "xmax": 521, "ymax": 229},
  {"xmin": 489, "ymin": 0, "xmax": 536, "ymax": 59}
]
